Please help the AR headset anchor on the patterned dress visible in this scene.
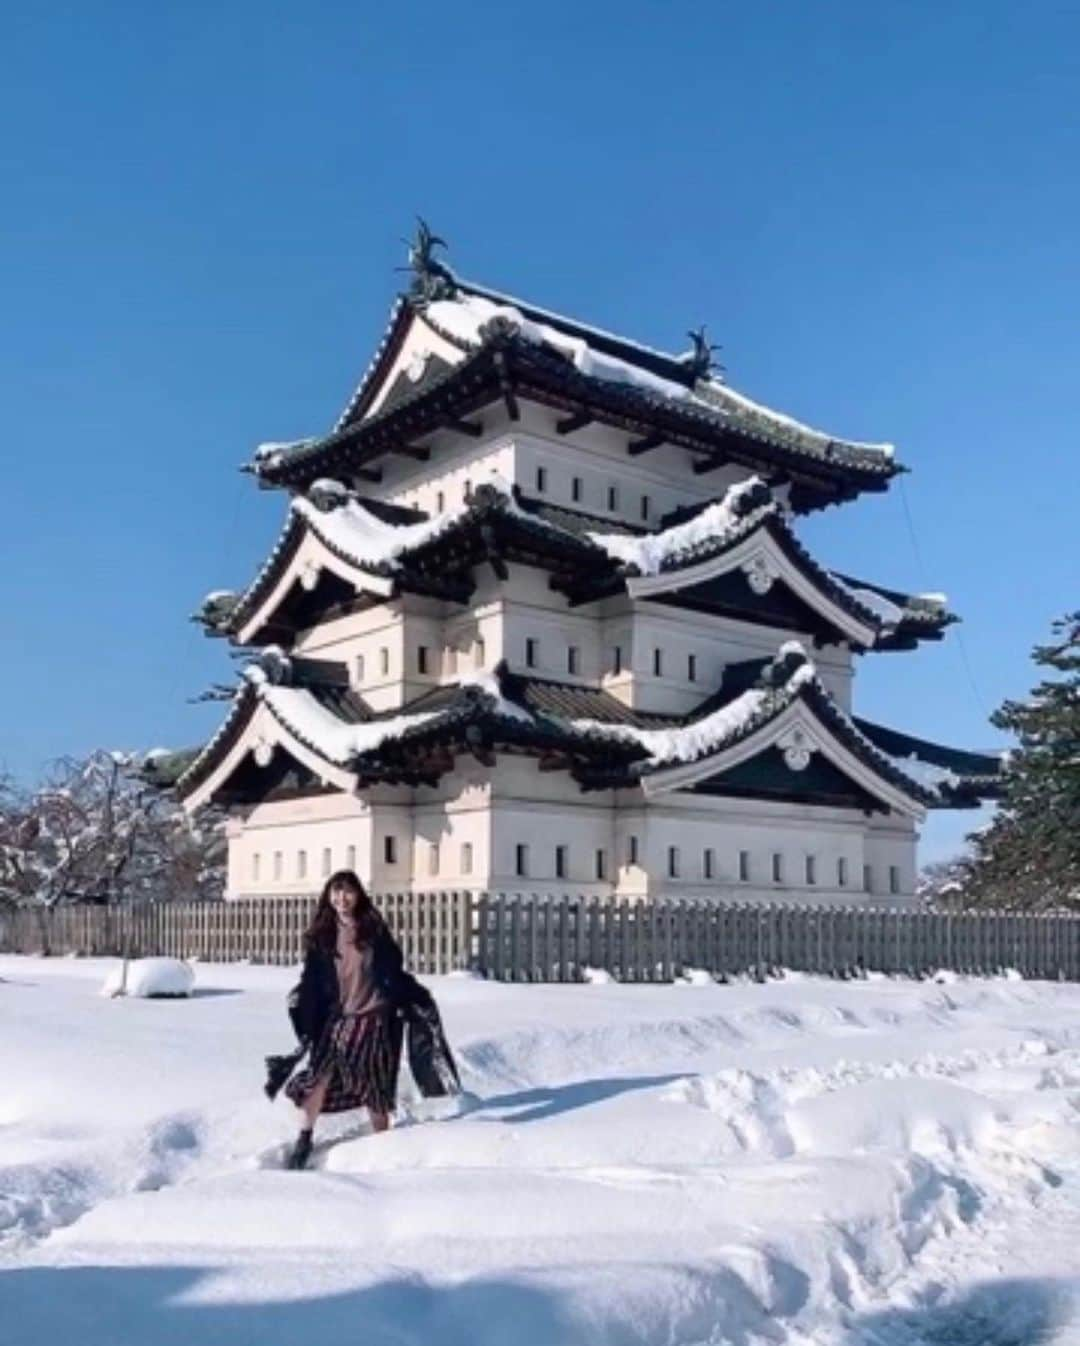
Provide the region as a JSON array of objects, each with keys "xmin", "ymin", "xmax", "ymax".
[{"xmin": 285, "ymin": 922, "xmax": 403, "ymax": 1115}]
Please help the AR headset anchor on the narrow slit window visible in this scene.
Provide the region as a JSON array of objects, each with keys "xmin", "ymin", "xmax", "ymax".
[
  {"xmin": 567, "ymin": 645, "xmax": 579, "ymax": 675},
  {"xmin": 380, "ymin": 646, "xmax": 389, "ymax": 676},
  {"xmin": 805, "ymin": 855, "xmax": 817, "ymax": 885},
  {"xmin": 687, "ymin": 653, "xmax": 697, "ymax": 682},
  {"xmin": 515, "ymin": 843, "xmax": 529, "ymax": 877},
  {"xmin": 704, "ymin": 848, "xmax": 714, "ymax": 880},
  {"xmin": 863, "ymin": 864, "xmax": 873, "ymax": 894},
  {"xmin": 474, "ymin": 637, "xmax": 486, "ymax": 668},
  {"xmin": 739, "ymin": 850, "xmax": 750, "ymax": 882},
  {"xmin": 297, "ymin": 850, "xmax": 307, "ymax": 880},
  {"xmin": 889, "ymin": 865, "xmax": 901, "ymax": 895},
  {"xmin": 837, "ymin": 857, "xmax": 848, "ymax": 888},
  {"xmin": 572, "ymin": 476, "xmax": 583, "ymax": 502},
  {"xmin": 429, "ymin": 844, "xmax": 440, "ymax": 877},
  {"xmin": 668, "ymin": 846, "xmax": 680, "ymax": 879},
  {"xmin": 346, "ymin": 845, "xmax": 356, "ymax": 871},
  {"xmin": 461, "ymin": 842, "xmax": 474, "ymax": 875},
  {"xmin": 629, "ymin": 835, "xmax": 639, "ymax": 866},
  {"xmin": 612, "ymin": 645, "xmax": 623, "ymax": 675},
  {"xmin": 384, "ymin": 835, "xmax": 397, "ymax": 866},
  {"xmin": 464, "ymin": 478, "xmax": 472, "ymax": 500},
  {"xmin": 641, "ymin": 494, "xmax": 650, "ymax": 521},
  {"xmin": 252, "ymin": 853, "xmax": 261, "ymax": 882},
  {"xmin": 418, "ymin": 645, "xmax": 429, "ymax": 674},
  {"xmin": 536, "ymin": 465, "xmax": 547, "ymax": 493},
  {"xmin": 555, "ymin": 844, "xmax": 568, "ymax": 879},
  {"xmin": 608, "ymin": 484, "xmax": 619, "ymax": 512},
  {"xmin": 595, "ymin": 848, "xmax": 607, "ymax": 880},
  {"xmin": 653, "ymin": 648, "xmax": 663, "ymax": 677},
  {"xmin": 772, "ymin": 852, "xmax": 783, "ymax": 884},
  {"xmin": 525, "ymin": 637, "xmax": 538, "ymax": 668},
  {"xmin": 273, "ymin": 851, "xmax": 283, "ymax": 881},
  {"xmin": 322, "ymin": 847, "xmax": 332, "ymax": 878},
  {"xmin": 436, "ymin": 490, "xmax": 445, "ymax": 512},
  {"xmin": 355, "ymin": 654, "xmax": 365, "ymax": 685}
]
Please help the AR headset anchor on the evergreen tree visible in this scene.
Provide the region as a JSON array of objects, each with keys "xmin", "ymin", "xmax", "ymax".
[{"xmin": 965, "ymin": 612, "xmax": 1080, "ymax": 908}]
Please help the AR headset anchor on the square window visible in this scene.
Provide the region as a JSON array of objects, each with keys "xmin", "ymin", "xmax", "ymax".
[
  {"xmin": 687, "ymin": 653, "xmax": 697, "ymax": 682},
  {"xmin": 772, "ymin": 852, "xmax": 783, "ymax": 883},
  {"xmin": 572, "ymin": 476, "xmax": 583, "ymax": 503},
  {"xmin": 805, "ymin": 855, "xmax": 817, "ymax": 885},
  {"xmin": 595, "ymin": 849, "xmax": 607, "ymax": 880},
  {"xmin": 526, "ymin": 637, "xmax": 538, "ymax": 668},
  {"xmin": 567, "ymin": 645, "xmax": 579, "ymax": 675},
  {"xmin": 461, "ymin": 842, "xmax": 473, "ymax": 875},
  {"xmin": 704, "ymin": 848, "xmax": 714, "ymax": 880},
  {"xmin": 384, "ymin": 836, "xmax": 397, "ymax": 866},
  {"xmin": 739, "ymin": 850, "xmax": 750, "ymax": 882},
  {"xmin": 555, "ymin": 844, "xmax": 568, "ymax": 879},
  {"xmin": 515, "ymin": 843, "xmax": 529, "ymax": 877},
  {"xmin": 668, "ymin": 846, "xmax": 680, "ymax": 879},
  {"xmin": 536, "ymin": 466, "xmax": 547, "ymax": 493}
]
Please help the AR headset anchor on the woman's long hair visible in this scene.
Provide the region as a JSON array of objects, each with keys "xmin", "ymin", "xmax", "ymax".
[{"xmin": 304, "ymin": 870, "xmax": 382, "ymax": 954}]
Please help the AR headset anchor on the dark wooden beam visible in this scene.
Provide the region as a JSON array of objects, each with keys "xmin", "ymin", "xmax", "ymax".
[
  {"xmin": 494, "ymin": 351, "xmax": 520, "ymax": 422},
  {"xmin": 556, "ymin": 410, "xmax": 593, "ymax": 435},
  {"xmin": 354, "ymin": 466, "xmax": 383, "ymax": 484},
  {"xmin": 692, "ymin": 454, "xmax": 727, "ymax": 476},
  {"xmin": 445, "ymin": 418, "xmax": 484, "ymax": 439},
  {"xmin": 627, "ymin": 432, "xmax": 664, "ymax": 456},
  {"xmin": 390, "ymin": 443, "xmax": 431, "ymax": 461}
]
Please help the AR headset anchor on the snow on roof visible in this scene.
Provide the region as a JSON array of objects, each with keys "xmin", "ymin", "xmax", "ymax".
[
  {"xmin": 829, "ymin": 576, "xmax": 906, "ymax": 628},
  {"xmin": 571, "ymin": 651, "xmax": 816, "ymax": 767},
  {"xmin": 586, "ymin": 477, "xmax": 774, "ymax": 575},
  {"xmin": 292, "ymin": 490, "xmax": 476, "ymax": 574},
  {"xmin": 423, "ymin": 289, "xmax": 895, "ymax": 463},
  {"xmin": 253, "ymin": 439, "xmax": 316, "ymax": 469},
  {"xmin": 456, "ymin": 671, "xmax": 534, "ymax": 724},
  {"xmin": 886, "ymin": 752, "xmax": 961, "ymax": 798}
]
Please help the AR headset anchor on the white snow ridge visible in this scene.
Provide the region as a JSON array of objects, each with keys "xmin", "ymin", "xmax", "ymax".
[{"xmin": 4, "ymin": 955, "xmax": 1080, "ymax": 1345}]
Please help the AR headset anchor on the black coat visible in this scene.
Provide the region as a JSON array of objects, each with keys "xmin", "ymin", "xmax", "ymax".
[{"xmin": 286, "ymin": 922, "xmax": 460, "ymax": 1099}]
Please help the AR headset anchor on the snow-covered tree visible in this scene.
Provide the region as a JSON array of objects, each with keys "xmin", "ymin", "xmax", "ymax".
[
  {"xmin": 0, "ymin": 751, "xmax": 225, "ymax": 917},
  {"xmin": 917, "ymin": 854, "xmax": 972, "ymax": 908},
  {"xmin": 964, "ymin": 612, "xmax": 1080, "ymax": 909}
]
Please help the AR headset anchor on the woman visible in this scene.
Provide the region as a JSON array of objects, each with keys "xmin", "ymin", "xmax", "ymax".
[{"xmin": 281, "ymin": 870, "xmax": 414, "ymax": 1170}]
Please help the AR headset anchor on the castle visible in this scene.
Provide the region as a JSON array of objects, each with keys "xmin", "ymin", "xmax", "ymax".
[{"xmin": 170, "ymin": 225, "xmax": 1000, "ymax": 902}]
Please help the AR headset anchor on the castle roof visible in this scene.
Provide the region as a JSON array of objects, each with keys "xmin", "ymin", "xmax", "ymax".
[
  {"xmin": 175, "ymin": 646, "xmax": 1001, "ymax": 816},
  {"xmin": 248, "ymin": 272, "xmax": 903, "ymax": 514},
  {"xmin": 200, "ymin": 478, "xmax": 953, "ymax": 653}
]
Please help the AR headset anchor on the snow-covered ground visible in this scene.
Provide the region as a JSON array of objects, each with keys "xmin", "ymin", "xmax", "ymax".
[{"xmin": 5, "ymin": 957, "xmax": 1080, "ymax": 1344}]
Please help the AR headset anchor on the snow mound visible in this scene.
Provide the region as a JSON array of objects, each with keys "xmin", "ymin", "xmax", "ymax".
[{"xmin": 101, "ymin": 958, "xmax": 195, "ymax": 999}]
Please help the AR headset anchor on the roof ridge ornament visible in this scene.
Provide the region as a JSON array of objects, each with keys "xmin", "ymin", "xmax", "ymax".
[
  {"xmin": 683, "ymin": 325, "xmax": 725, "ymax": 382},
  {"xmin": 400, "ymin": 217, "xmax": 455, "ymax": 304}
]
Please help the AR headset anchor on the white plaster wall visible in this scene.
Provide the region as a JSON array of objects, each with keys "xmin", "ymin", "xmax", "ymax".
[
  {"xmin": 864, "ymin": 817, "xmax": 919, "ymax": 899},
  {"xmin": 226, "ymin": 792, "xmax": 374, "ymax": 898}
]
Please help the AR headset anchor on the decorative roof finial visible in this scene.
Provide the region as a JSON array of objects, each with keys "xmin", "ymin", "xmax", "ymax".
[
  {"xmin": 683, "ymin": 325, "xmax": 724, "ymax": 381},
  {"xmin": 400, "ymin": 216, "xmax": 454, "ymax": 303}
]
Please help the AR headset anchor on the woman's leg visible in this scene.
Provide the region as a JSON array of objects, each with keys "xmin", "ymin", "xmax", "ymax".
[
  {"xmin": 301, "ymin": 1075, "xmax": 330, "ymax": 1131},
  {"xmin": 369, "ymin": 1108, "xmax": 390, "ymax": 1133}
]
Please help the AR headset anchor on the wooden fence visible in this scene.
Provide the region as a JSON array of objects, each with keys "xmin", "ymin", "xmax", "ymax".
[
  {"xmin": 2, "ymin": 894, "xmax": 1080, "ymax": 984},
  {"xmin": 0, "ymin": 891, "xmax": 473, "ymax": 976}
]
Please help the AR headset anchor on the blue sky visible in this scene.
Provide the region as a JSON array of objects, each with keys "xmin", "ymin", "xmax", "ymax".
[{"xmin": 2, "ymin": 2, "xmax": 1077, "ymax": 863}]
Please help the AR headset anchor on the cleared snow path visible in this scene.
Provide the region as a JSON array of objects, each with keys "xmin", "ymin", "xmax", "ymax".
[{"xmin": 5, "ymin": 958, "xmax": 1080, "ymax": 1345}]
